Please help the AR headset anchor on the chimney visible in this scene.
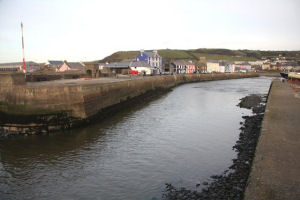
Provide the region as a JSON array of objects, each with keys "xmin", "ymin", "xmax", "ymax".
[{"xmin": 140, "ymin": 49, "xmax": 144, "ymax": 56}]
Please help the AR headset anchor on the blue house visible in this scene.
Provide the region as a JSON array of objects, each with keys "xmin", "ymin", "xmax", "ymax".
[{"xmin": 136, "ymin": 50, "xmax": 162, "ymax": 74}]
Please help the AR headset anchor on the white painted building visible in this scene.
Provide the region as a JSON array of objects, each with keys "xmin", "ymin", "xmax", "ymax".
[
  {"xmin": 219, "ymin": 65, "xmax": 225, "ymax": 73},
  {"xmin": 129, "ymin": 61, "xmax": 152, "ymax": 75},
  {"xmin": 207, "ymin": 60, "xmax": 220, "ymax": 73}
]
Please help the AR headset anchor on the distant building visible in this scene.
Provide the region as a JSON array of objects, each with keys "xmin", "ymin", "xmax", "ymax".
[
  {"xmin": 0, "ymin": 61, "xmax": 42, "ymax": 72},
  {"xmin": 103, "ymin": 62, "xmax": 131, "ymax": 75},
  {"xmin": 206, "ymin": 60, "xmax": 220, "ymax": 73},
  {"xmin": 83, "ymin": 61, "xmax": 100, "ymax": 78},
  {"xmin": 102, "ymin": 61, "xmax": 153, "ymax": 75},
  {"xmin": 129, "ymin": 61, "xmax": 152, "ymax": 75},
  {"xmin": 186, "ymin": 61, "xmax": 196, "ymax": 74},
  {"xmin": 46, "ymin": 60, "xmax": 64, "ymax": 69},
  {"xmin": 219, "ymin": 61, "xmax": 226, "ymax": 73},
  {"xmin": 225, "ymin": 62, "xmax": 235, "ymax": 73},
  {"xmin": 195, "ymin": 57, "xmax": 207, "ymax": 73},
  {"xmin": 248, "ymin": 61, "xmax": 264, "ymax": 66},
  {"xmin": 0, "ymin": 62, "xmax": 22, "ymax": 72},
  {"xmin": 234, "ymin": 62, "xmax": 251, "ymax": 72},
  {"xmin": 136, "ymin": 50, "xmax": 162, "ymax": 74},
  {"xmin": 56, "ymin": 61, "xmax": 84, "ymax": 72},
  {"xmin": 262, "ymin": 64, "xmax": 271, "ymax": 70},
  {"xmin": 170, "ymin": 61, "xmax": 196, "ymax": 74}
]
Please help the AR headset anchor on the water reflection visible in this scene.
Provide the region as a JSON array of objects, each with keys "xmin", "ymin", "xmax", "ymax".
[{"xmin": 0, "ymin": 77, "xmax": 274, "ymax": 200}]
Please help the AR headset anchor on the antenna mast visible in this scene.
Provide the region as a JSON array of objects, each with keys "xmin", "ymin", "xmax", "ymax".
[{"xmin": 21, "ymin": 22, "xmax": 26, "ymax": 73}]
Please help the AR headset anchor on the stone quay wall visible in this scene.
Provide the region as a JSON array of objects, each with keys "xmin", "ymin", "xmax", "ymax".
[{"xmin": 0, "ymin": 73, "xmax": 258, "ymax": 135}]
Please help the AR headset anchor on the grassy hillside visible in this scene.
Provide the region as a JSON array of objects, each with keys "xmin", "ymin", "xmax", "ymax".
[{"xmin": 101, "ymin": 49, "xmax": 300, "ymax": 63}]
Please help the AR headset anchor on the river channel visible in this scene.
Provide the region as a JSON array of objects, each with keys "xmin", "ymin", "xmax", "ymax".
[{"xmin": 0, "ymin": 76, "xmax": 273, "ymax": 200}]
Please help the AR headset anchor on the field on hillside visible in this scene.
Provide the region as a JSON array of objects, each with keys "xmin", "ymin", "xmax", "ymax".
[{"xmin": 101, "ymin": 49, "xmax": 300, "ymax": 63}]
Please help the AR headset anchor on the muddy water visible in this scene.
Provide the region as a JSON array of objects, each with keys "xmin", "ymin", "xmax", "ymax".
[{"xmin": 0, "ymin": 77, "xmax": 273, "ymax": 200}]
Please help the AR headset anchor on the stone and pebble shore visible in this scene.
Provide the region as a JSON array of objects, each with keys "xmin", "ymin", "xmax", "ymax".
[{"xmin": 162, "ymin": 94, "xmax": 267, "ymax": 200}]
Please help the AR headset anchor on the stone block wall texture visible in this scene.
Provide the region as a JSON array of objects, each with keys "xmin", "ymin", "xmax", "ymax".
[
  {"xmin": 0, "ymin": 73, "xmax": 25, "ymax": 87},
  {"xmin": 1, "ymin": 73, "xmax": 257, "ymax": 119},
  {"xmin": 0, "ymin": 73, "xmax": 257, "ymax": 134}
]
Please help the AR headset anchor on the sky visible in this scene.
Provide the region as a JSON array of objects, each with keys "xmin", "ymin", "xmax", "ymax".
[{"xmin": 0, "ymin": 0, "xmax": 299, "ymax": 63}]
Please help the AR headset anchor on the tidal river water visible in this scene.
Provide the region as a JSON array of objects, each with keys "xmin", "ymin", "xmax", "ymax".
[{"xmin": 0, "ymin": 76, "xmax": 273, "ymax": 200}]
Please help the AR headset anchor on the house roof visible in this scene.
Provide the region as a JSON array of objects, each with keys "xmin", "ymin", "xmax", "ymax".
[
  {"xmin": 67, "ymin": 62, "xmax": 84, "ymax": 69},
  {"xmin": 207, "ymin": 60, "xmax": 219, "ymax": 63},
  {"xmin": 129, "ymin": 61, "xmax": 151, "ymax": 68},
  {"xmin": 172, "ymin": 61, "xmax": 194, "ymax": 66},
  {"xmin": 48, "ymin": 60, "xmax": 64, "ymax": 65},
  {"xmin": 105, "ymin": 62, "xmax": 131, "ymax": 69},
  {"xmin": 142, "ymin": 51, "xmax": 161, "ymax": 58}
]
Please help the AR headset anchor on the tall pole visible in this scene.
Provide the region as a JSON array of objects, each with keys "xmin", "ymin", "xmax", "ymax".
[{"xmin": 21, "ymin": 22, "xmax": 26, "ymax": 73}]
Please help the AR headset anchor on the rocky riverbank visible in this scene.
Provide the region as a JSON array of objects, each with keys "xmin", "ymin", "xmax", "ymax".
[{"xmin": 162, "ymin": 94, "xmax": 267, "ymax": 200}]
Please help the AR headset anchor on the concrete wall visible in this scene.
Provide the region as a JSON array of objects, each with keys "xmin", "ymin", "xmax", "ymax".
[
  {"xmin": 244, "ymin": 80, "xmax": 300, "ymax": 200},
  {"xmin": 0, "ymin": 73, "xmax": 25, "ymax": 87},
  {"xmin": 25, "ymin": 72, "xmax": 86, "ymax": 82},
  {"xmin": 0, "ymin": 73, "xmax": 257, "ymax": 135}
]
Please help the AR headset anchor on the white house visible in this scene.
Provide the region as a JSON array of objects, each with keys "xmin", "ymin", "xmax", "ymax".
[
  {"xmin": 225, "ymin": 62, "xmax": 235, "ymax": 73},
  {"xmin": 56, "ymin": 61, "xmax": 84, "ymax": 72},
  {"xmin": 219, "ymin": 61, "xmax": 226, "ymax": 73},
  {"xmin": 136, "ymin": 50, "xmax": 162, "ymax": 74},
  {"xmin": 207, "ymin": 60, "xmax": 220, "ymax": 73},
  {"xmin": 129, "ymin": 61, "xmax": 152, "ymax": 75}
]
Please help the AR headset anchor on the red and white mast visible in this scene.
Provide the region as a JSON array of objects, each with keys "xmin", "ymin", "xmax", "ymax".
[{"xmin": 21, "ymin": 22, "xmax": 26, "ymax": 73}]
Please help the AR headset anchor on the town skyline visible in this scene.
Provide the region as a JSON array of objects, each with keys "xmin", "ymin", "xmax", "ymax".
[{"xmin": 0, "ymin": 0, "xmax": 300, "ymax": 63}]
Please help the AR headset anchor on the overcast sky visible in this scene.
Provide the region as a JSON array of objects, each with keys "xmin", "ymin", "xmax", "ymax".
[{"xmin": 0, "ymin": 0, "xmax": 299, "ymax": 63}]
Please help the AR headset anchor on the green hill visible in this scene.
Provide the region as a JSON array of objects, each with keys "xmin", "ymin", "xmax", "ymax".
[{"xmin": 101, "ymin": 49, "xmax": 300, "ymax": 63}]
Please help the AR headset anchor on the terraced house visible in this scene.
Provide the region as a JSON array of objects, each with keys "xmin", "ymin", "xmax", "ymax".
[
  {"xmin": 171, "ymin": 61, "xmax": 196, "ymax": 74},
  {"xmin": 136, "ymin": 50, "xmax": 162, "ymax": 74}
]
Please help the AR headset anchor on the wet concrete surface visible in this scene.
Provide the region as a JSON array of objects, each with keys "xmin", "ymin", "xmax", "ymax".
[{"xmin": 245, "ymin": 79, "xmax": 300, "ymax": 200}]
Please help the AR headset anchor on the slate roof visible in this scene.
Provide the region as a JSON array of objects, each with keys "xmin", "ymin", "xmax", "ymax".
[
  {"xmin": 104, "ymin": 62, "xmax": 131, "ymax": 69},
  {"xmin": 172, "ymin": 61, "xmax": 194, "ymax": 66},
  {"xmin": 207, "ymin": 60, "xmax": 219, "ymax": 63},
  {"xmin": 48, "ymin": 60, "xmax": 64, "ymax": 65},
  {"xmin": 142, "ymin": 51, "xmax": 161, "ymax": 58},
  {"xmin": 67, "ymin": 62, "xmax": 84, "ymax": 69},
  {"xmin": 129, "ymin": 61, "xmax": 151, "ymax": 67}
]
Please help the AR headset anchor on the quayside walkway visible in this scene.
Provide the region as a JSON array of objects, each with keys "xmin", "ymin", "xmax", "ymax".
[{"xmin": 245, "ymin": 79, "xmax": 300, "ymax": 200}]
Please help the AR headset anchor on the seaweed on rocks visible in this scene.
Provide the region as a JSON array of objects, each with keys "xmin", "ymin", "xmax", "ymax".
[{"xmin": 162, "ymin": 94, "xmax": 267, "ymax": 200}]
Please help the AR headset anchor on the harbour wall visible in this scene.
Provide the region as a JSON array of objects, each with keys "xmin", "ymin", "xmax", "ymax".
[
  {"xmin": 244, "ymin": 80, "xmax": 300, "ymax": 200},
  {"xmin": 0, "ymin": 73, "xmax": 258, "ymax": 135}
]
